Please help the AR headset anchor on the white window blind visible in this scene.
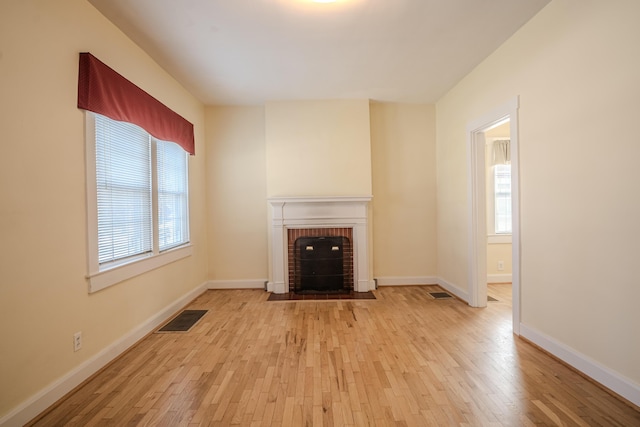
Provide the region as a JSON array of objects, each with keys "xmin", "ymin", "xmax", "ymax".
[
  {"xmin": 95, "ymin": 114, "xmax": 152, "ymax": 264},
  {"xmin": 494, "ymin": 164, "xmax": 512, "ymax": 234},
  {"xmin": 93, "ymin": 114, "xmax": 190, "ymax": 269},
  {"xmin": 157, "ymin": 140, "xmax": 189, "ymax": 251}
]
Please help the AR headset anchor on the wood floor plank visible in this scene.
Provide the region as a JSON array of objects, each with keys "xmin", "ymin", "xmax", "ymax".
[{"xmin": 28, "ymin": 285, "xmax": 640, "ymax": 426}]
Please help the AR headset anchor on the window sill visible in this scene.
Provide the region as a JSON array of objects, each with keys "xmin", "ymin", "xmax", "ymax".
[
  {"xmin": 87, "ymin": 244, "xmax": 193, "ymax": 293},
  {"xmin": 488, "ymin": 234, "xmax": 512, "ymax": 244}
]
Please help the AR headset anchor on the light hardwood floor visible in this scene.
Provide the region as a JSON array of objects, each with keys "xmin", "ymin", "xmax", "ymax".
[{"xmin": 30, "ymin": 285, "xmax": 640, "ymax": 426}]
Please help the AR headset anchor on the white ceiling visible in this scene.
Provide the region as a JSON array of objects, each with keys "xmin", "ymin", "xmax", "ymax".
[{"xmin": 88, "ymin": 0, "xmax": 550, "ymax": 106}]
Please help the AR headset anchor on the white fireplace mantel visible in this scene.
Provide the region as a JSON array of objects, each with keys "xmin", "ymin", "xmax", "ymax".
[{"xmin": 268, "ymin": 196, "xmax": 373, "ymax": 294}]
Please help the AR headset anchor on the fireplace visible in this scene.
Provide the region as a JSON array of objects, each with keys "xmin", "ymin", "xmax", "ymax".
[
  {"xmin": 291, "ymin": 231, "xmax": 353, "ymax": 293},
  {"xmin": 268, "ymin": 196, "xmax": 372, "ymax": 294}
]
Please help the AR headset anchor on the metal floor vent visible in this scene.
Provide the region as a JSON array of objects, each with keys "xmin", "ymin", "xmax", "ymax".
[
  {"xmin": 157, "ymin": 310, "xmax": 207, "ymax": 332},
  {"xmin": 429, "ymin": 292, "xmax": 453, "ymax": 299}
]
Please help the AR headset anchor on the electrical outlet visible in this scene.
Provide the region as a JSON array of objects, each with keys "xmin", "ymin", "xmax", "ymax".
[
  {"xmin": 497, "ymin": 261, "xmax": 504, "ymax": 271},
  {"xmin": 73, "ymin": 332, "xmax": 82, "ymax": 352}
]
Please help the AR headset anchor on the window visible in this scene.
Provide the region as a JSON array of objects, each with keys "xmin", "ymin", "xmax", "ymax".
[
  {"xmin": 86, "ymin": 113, "xmax": 191, "ymax": 292},
  {"xmin": 494, "ymin": 164, "xmax": 512, "ymax": 234},
  {"xmin": 157, "ymin": 139, "xmax": 189, "ymax": 251},
  {"xmin": 95, "ymin": 115, "xmax": 153, "ymax": 264}
]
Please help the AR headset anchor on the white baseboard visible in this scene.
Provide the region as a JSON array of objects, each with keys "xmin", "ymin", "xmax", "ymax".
[
  {"xmin": 208, "ymin": 279, "xmax": 268, "ymax": 290},
  {"xmin": 487, "ymin": 273, "xmax": 512, "ymax": 283},
  {"xmin": 374, "ymin": 276, "xmax": 470, "ymax": 304},
  {"xmin": 520, "ymin": 324, "xmax": 640, "ymax": 407},
  {"xmin": 436, "ymin": 277, "xmax": 470, "ymax": 303},
  {"xmin": 364, "ymin": 279, "xmax": 376, "ymax": 291},
  {"xmin": 0, "ymin": 281, "xmax": 209, "ymax": 427},
  {"xmin": 375, "ymin": 276, "xmax": 438, "ymax": 287},
  {"xmin": 266, "ymin": 281, "xmax": 285, "ymax": 293}
]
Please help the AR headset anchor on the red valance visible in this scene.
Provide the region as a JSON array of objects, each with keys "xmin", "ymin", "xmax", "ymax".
[{"xmin": 78, "ymin": 52, "xmax": 195, "ymax": 155}]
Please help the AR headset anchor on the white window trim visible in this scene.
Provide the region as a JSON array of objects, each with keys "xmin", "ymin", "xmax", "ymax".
[{"xmin": 85, "ymin": 112, "xmax": 192, "ymax": 293}]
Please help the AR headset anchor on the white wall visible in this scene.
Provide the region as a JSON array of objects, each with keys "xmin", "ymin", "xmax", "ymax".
[
  {"xmin": 0, "ymin": 0, "xmax": 208, "ymax": 422},
  {"xmin": 436, "ymin": 0, "xmax": 640, "ymax": 397}
]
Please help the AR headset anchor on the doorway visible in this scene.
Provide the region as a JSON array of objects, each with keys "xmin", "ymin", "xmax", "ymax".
[
  {"xmin": 467, "ymin": 97, "xmax": 520, "ymax": 335},
  {"xmin": 485, "ymin": 123, "xmax": 513, "ymax": 286}
]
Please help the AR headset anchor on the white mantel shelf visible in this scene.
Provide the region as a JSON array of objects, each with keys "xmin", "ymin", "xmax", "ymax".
[
  {"xmin": 268, "ymin": 196, "xmax": 373, "ymax": 294},
  {"xmin": 268, "ymin": 196, "xmax": 373, "ymax": 204}
]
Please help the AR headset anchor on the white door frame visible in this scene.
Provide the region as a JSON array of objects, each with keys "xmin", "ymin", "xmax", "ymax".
[{"xmin": 467, "ymin": 96, "xmax": 521, "ymax": 335}]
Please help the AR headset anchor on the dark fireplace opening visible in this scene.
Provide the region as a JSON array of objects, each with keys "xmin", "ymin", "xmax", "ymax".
[{"xmin": 293, "ymin": 236, "xmax": 351, "ymax": 294}]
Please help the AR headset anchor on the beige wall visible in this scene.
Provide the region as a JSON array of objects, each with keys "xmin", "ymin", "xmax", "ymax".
[
  {"xmin": 0, "ymin": 0, "xmax": 208, "ymax": 419},
  {"xmin": 207, "ymin": 101, "xmax": 438, "ymax": 286},
  {"xmin": 205, "ymin": 107, "xmax": 268, "ymax": 281},
  {"xmin": 265, "ymin": 100, "xmax": 372, "ymax": 197},
  {"xmin": 436, "ymin": 0, "xmax": 640, "ymax": 385},
  {"xmin": 487, "ymin": 243, "xmax": 512, "ymax": 277},
  {"xmin": 370, "ymin": 103, "xmax": 437, "ymax": 278},
  {"xmin": 10, "ymin": 0, "xmax": 640, "ymax": 418}
]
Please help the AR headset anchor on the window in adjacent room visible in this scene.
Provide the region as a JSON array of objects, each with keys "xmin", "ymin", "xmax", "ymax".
[
  {"xmin": 493, "ymin": 163, "xmax": 512, "ymax": 234},
  {"xmin": 487, "ymin": 138, "xmax": 512, "ymax": 241}
]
